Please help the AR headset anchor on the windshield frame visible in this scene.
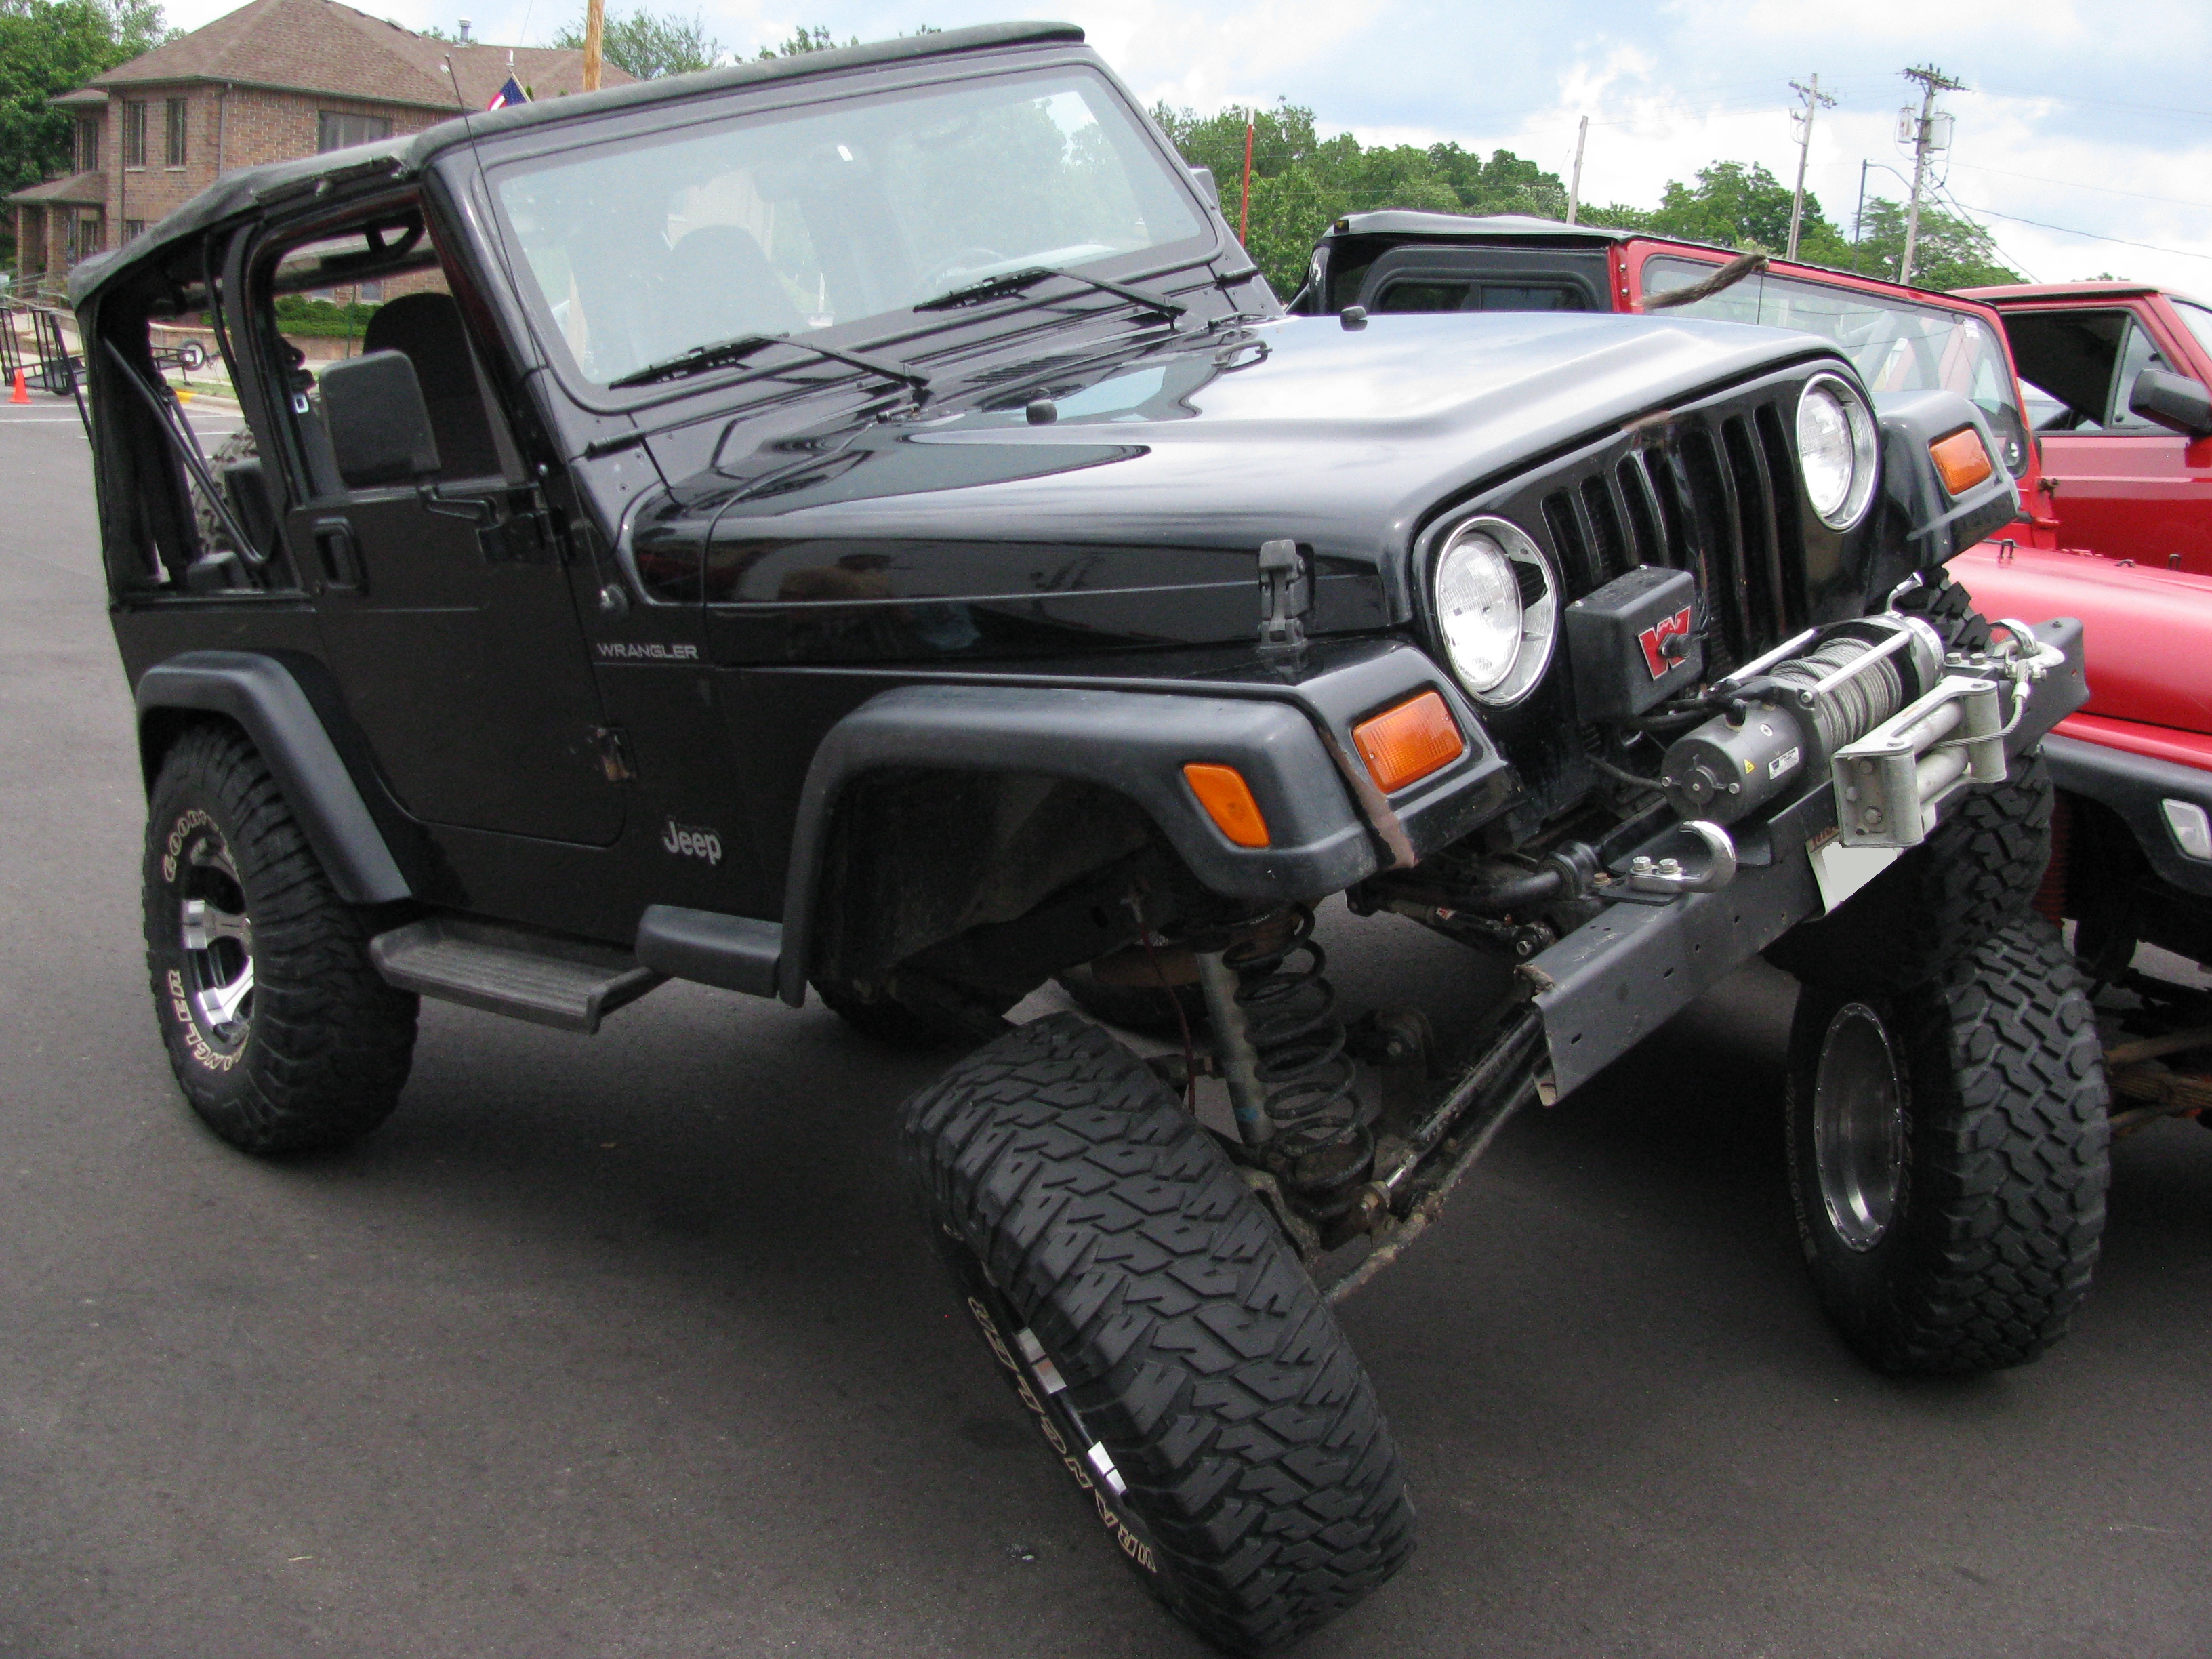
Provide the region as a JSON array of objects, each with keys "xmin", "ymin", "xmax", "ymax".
[
  {"xmin": 1637, "ymin": 249, "xmax": 2034, "ymax": 474},
  {"xmin": 473, "ymin": 54, "xmax": 1225, "ymax": 416}
]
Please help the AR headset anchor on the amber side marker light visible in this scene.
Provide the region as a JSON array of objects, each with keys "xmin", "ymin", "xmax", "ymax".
[
  {"xmin": 1183, "ymin": 763, "xmax": 1271, "ymax": 848},
  {"xmin": 1930, "ymin": 426, "xmax": 1993, "ymax": 495},
  {"xmin": 1353, "ymin": 690, "xmax": 1466, "ymax": 794}
]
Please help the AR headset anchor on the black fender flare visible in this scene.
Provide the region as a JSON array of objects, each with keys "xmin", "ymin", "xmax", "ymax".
[
  {"xmin": 134, "ymin": 650, "xmax": 411, "ymax": 905},
  {"xmin": 771, "ymin": 683, "xmax": 1382, "ymax": 1004},
  {"xmin": 2043, "ymin": 731, "xmax": 2212, "ymax": 899}
]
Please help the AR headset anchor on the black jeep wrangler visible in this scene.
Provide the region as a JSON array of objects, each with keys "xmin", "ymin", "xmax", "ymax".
[{"xmin": 73, "ymin": 23, "xmax": 2107, "ymax": 1652}]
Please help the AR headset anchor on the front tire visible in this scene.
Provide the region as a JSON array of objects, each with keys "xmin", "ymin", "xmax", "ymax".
[
  {"xmin": 1768, "ymin": 752, "xmax": 2055, "ymax": 994},
  {"xmin": 1785, "ymin": 919, "xmax": 2108, "ymax": 1374},
  {"xmin": 902, "ymin": 1013, "xmax": 1414, "ymax": 1653},
  {"xmin": 143, "ymin": 723, "xmax": 417, "ymax": 1153}
]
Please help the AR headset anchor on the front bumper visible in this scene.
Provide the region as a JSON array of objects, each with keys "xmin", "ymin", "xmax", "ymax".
[{"xmin": 1525, "ymin": 617, "xmax": 2087, "ymax": 1101}]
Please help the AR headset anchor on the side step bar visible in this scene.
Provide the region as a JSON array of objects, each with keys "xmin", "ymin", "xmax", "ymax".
[{"xmin": 369, "ymin": 918, "xmax": 664, "ymax": 1034}]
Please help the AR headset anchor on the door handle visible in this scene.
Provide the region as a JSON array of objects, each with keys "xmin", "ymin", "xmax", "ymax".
[{"xmin": 312, "ymin": 516, "xmax": 362, "ymax": 591}]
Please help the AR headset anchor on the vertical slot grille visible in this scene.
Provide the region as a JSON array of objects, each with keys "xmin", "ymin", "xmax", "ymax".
[
  {"xmin": 1542, "ymin": 491, "xmax": 1598, "ymax": 593},
  {"xmin": 1580, "ymin": 475, "xmax": 1626, "ymax": 579},
  {"xmin": 1679, "ymin": 424, "xmax": 1748, "ymax": 666},
  {"xmin": 1755, "ymin": 402, "xmax": 1808, "ymax": 628},
  {"xmin": 1617, "ymin": 455, "xmax": 1662, "ymax": 567},
  {"xmin": 1496, "ymin": 390, "xmax": 1803, "ymax": 678},
  {"xmin": 1721, "ymin": 414, "xmax": 1786, "ymax": 640}
]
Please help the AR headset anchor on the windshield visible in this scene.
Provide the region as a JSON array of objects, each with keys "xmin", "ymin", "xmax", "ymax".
[
  {"xmin": 491, "ymin": 67, "xmax": 1207, "ymax": 392},
  {"xmin": 1645, "ymin": 256, "xmax": 2032, "ymax": 474}
]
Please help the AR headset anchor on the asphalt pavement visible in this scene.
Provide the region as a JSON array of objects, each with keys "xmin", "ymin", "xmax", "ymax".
[{"xmin": 2, "ymin": 395, "xmax": 2208, "ymax": 1658}]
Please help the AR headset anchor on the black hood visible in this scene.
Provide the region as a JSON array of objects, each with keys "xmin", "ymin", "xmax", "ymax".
[{"xmin": 617, "ymin": 310, "xmax": 1845, "ymax": 665}]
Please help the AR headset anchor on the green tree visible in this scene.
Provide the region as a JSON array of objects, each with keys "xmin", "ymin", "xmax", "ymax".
[
  {"xmin": 754, "ymin": 24, "xmax": 858, "ymax": 58},
  {"xmin": 1845, "ymin": 195, "xmax": 2022, "ymax": 290},
  {"xmin": 1582, "ymin": 159, "xmax": 1853, "ymax": 266},
  {"xmin": 552, "ymin": 5, "xmax": 724, "ymax": 78},
  {"xmin": 1151, "ymin": 98, "xmax": 1570, "ymax": 295},
  {"xmin": 2, "ymin": 0, "xmax": 171, "ymax": 262}
]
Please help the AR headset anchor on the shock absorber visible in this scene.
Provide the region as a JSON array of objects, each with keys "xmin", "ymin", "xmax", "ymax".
[{"xmin": 1194, "ymin": 906, "xmax": 1374, "ymax": 1216}]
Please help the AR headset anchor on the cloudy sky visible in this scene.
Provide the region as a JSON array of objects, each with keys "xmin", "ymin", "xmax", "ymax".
[{"xmin": 165, "ymin": 0, "xmax": 2212, "ymax": 291}]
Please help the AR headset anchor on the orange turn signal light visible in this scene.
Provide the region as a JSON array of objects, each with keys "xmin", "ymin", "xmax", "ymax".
[
  {"xmin": 1930, "ymin": 426, "xmax": 1994, "ymax": 496},
  {"xmin": 1183, "ymin": 763, "xmax": 1271, "ymax": 848},
  {"xmin": 1353, "ymin": 690, "xmax": 1467, "ymax": 794}
]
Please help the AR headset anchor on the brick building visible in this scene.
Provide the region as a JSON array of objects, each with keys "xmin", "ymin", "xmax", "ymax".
[{"xmin": 9, "ymin": 0, "xmax": 626, "ymax": 287}]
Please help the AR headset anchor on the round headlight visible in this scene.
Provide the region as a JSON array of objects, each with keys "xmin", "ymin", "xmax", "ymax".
[
  {"xmin": 1797, "ymin": 374, "xmax": 1879, "ymax": 530},
  {"xmin": 1433, "ymin": 517, "xmax": 1557, "ymax": 705}
]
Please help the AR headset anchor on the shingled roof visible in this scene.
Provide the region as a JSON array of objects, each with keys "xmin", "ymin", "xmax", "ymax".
[{"xmin": 80, "ymin": 0, "xmax": 628, "ymax": 112}]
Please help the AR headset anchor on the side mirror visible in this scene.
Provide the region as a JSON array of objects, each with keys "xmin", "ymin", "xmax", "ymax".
[
  {"xmin": 1187, "ymin": 165, "xmax": 1220, "ymax": 209},
  {"xmin": 319, "ymin": 350, "xmax": 441, "ymax": 488},
  {"xmin": 2128, "ymin": 367, "xmax": 2212, "ymax": 441}
]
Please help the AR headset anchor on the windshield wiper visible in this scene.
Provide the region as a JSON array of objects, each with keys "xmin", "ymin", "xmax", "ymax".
[
  {"xmin": 608, "ymin": 332, "xmax": 932, "ymax": 395},
  {"xmin": 915, "ymin": 265, "xmax": 1185, "ymax": 321}
]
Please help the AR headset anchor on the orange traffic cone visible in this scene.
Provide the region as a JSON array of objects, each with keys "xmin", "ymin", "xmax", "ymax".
[{"xmin": 9, "ymin": 367, "xmax": 28, "ymax": 405}]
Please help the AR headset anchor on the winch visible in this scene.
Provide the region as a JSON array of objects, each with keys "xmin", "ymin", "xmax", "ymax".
[{"xmin": 1656, "ymin": 607, "xmax": 2063, "ymax": 849}]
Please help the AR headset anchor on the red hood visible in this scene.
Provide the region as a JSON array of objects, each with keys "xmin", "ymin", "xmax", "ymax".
[{"xmin": 1952, "ymin": 545, "xmax": 2212, "ymax": 735}]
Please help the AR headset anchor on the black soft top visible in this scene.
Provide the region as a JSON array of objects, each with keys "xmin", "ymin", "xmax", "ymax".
[{"xmin": 72, "ymin": 20, "xmax": 1085, "ymax": 306}]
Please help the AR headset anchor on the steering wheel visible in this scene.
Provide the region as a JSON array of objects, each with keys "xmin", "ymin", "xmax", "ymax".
[{"xmin": 920, "ymin": 247, "xmax": 1008, "ymax": 293}]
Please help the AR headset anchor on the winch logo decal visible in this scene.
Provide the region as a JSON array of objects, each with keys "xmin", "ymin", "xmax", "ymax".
[
  {"xmin": 662, "ymin": 820, "xmax": 722, "ymax": 865},
  {"xmin": 1637, "ymin": 606, "xmax": 1695, "ymax": 679}
]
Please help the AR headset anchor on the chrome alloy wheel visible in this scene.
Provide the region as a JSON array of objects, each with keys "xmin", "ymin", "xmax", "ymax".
[
  {"xmin": 177, "ymin": 823, "xmax": 254, "ymax": 1053},
  {"xmin": 1811, "ymin": 1003, "xmax": 1906, "ymax": 1252}
]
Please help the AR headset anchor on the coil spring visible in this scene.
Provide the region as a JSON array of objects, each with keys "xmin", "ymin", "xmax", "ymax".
[
  {"xmin": 1225, "ymin": 905, "xmax": 1372, "ymax": 1203},
  {"xmin": 1768, "ymin": 636, "xmax": 1907, "ymax": 754}
]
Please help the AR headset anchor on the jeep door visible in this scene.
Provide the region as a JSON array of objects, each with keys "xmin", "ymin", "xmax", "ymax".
[
  {"xmin": 255, "ymin": 210, "xmax": 622, "ymax": 846},
  {"xmin": 1999, "ymin": 299, "xmax": 2212, "ymax": 571}
]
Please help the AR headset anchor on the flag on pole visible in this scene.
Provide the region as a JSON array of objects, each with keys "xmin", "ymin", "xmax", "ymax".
[{"xmin": 486, "ymin": 76, "xmax": 528, "ymax": 110}]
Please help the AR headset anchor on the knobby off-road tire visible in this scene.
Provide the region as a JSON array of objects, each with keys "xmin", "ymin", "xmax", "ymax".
[
  {"xmin": 1768, "ymin": 752, "xmax": 2055, "ymax": 995},
  {"xmin": 902, "ymin": 1013, "xmax": 1414, "ymax": 1653},
  {"xmin": 1785, "ymin": 918, "xmax": 2108, "ymax": 1374},
  {"xmin": 144, "ymin": 723, "xmax": 417, "ymax": 1153}
]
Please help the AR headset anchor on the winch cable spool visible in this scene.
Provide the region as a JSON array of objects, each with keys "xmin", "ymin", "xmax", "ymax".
[
  {"xmin": 1205, "ymin": 905, "xmax": 1374, "ymax": 1216},
  {"xmin": 1767, "ymin": 636, "xmax": 1908, "ymax": 757},
  {"xmin": 1658, "ymin": 619, "xmax": 1939, "ymax": 826}
]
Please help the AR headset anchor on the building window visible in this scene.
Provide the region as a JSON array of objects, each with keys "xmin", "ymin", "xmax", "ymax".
[
  {"xmin": 77, "ymin": 115, "xmax": 100, "ymax": 173},
  {"xmin": 165, "ymin": 97, "xmax": 188, "ymax": 167},
  {"xmin": 316, "ymin": 111, "xmax": 393, "ymax": 153},
  {"xmin": 122, "ymin": 100, "xmax": 146, "ymax": 168},
  {"xmin": 124, "ymin": 220, "xmax": 146, "ymax": 244},
  {"xmin": 79, "ymin": 215, "xmax": 102, "ymax": 257}
]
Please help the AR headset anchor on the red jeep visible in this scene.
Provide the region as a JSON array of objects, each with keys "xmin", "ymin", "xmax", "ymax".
[{"xmin": 1958, "ymin": 281, "xmax": 2212, "ymax": 570}]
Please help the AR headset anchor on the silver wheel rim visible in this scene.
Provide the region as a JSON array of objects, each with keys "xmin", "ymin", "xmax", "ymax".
[
  {"xmin": 178, "ymin": 825, "xmax": 254, "ymax": 1052},
  {"xmin": 1811, "ymin": 1002, "xmax": 1904, "ymax": 1251}
]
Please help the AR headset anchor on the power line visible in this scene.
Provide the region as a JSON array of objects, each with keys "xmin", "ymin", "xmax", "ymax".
[
  {"xmin": 1975, "ymin": 84, "xmax": 2212, "ymax": 123},
  {"xmin": 1943, "ymin": 197, "xmax": 2212, "ymax": 262},
  {"xmin": 1945, "ymin": 159, "xmax": 2212, "ymax": 213}
]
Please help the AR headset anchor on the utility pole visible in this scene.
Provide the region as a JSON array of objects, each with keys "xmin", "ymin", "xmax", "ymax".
[
  {"xmin": 1850, "ymin": 159, "xmax": 1868, "ymax": 271},
  {"xmin": 1785, "ymin": 75, "xmax": 1836, "ymax": 262},
  {"xmin": 1566, "ymin": 115, "xmax": 1588, "ymax": 225},
  {"xmin": 583, "ymin": 0, "xmax": 605, "ymax": 91},
  {"xmin": 1898, "ymin": 63, "xmax": 1963, "ymax": 285}
]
